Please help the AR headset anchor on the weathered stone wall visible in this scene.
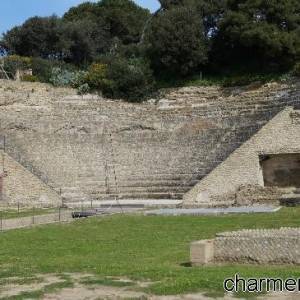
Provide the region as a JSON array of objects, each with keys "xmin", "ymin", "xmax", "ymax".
[
  {"xmin": 214, "ymin": 228, "xmax": 300, "ymax": 265},
  {"xmin": 0, "ymin": 150, "xmax": 62, "ymax": 207},
  {"xmin": 184, "ymin": 108, "xmax": 300, "ymax": 207},
  {"xmin": 0, "ymin": 79, "xmax": 300, "ymax": 205}
]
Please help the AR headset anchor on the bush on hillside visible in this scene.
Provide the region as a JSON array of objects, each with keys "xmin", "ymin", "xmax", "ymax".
[
  {"xmin": 70, "ymin": 70, "xmax": 88, "ymax": 88},
  {"xmin": 31, "ymin": 58, "xmax": 60, "ymax": 83},
  {"xmin": 293, "ymin": 63, "xmax": 300, "ymax": 77},
  {"xmin": 86, "ymin": 63, "xmax": 110, "ymax": 90},
  {"xmin": 77, "ymin": 83, "xmax": 90, "ymax": 95},
  {"xmin": 21, "ymin": 74, "xmax": 38, "ymax": 82},
  {"xmin": 103, "ymin": 58, "xmax": 156, "ymax": 102},
  {"xmin": 49, "ymin": 67, "xmax": 87, "ymax": 88},
  {"xmin": 3, "ymin": 55, "xmax": 32, "ymax": 78},
  {"xmin": 50, "ymin": 67, "xmax": 74, "ymax": 86}
]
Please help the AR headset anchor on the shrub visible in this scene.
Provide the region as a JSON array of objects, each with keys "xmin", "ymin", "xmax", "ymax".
[
  {"xmin": 279, "ymin": 73, "xmax": 293, "ymax": 83},
  {"xmin": 77, "ymin": 83, "xmax": 90, "ymax": 95},
  {"xmin": 50, "ymin": 67, "xmax": 89, "ymax": 89},
  {"xmin": 3, "ymin": 55, "xmax": 32, "ymax": 78},
  {"xmin": 293, "ymin": 63, "xmax": 300, "ymax": 77},
  {"xmin": 103, "ymin": 58, "xmax": 155, "ymax": 102},
  {"xmin": 50, "ymin": 67, "xmax": 76, "ymax": 87},
  {"xmin": 70, "ymin": 70, "xmax": 88, "ymax": 88},
  {"xmin": 50, "ymin": 67, "xmax": 70, "ymax": 86},
  {"xmin": 31, "ymin": 58, "xmax": 61, "ymax": 83},
  {"xmin": 21, "ymin": 74, "xmax": 38, "ymax": 82},
  {"xmin": 86, "ymin": 63, "xmax": 110, "ymax": 90}
]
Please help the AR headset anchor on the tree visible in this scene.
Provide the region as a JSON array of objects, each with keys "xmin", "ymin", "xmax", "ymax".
[
  {"xmin": 64, "ymin": 0, "xmax": 150, "ymax": 45},
  {"xmin": 158, "ymin": 0, "xmax": 185, "ymax": 10},
  {"xmin": 104, "ymin": 57, "xmax": 155, "ymax": 101},
  {"xmin": 1, "ymin": 16, "xmax": 64, "ymax": 58},
  {"xmin": 2, "ymin": 0, "xmax": 150, "ymax": 66},
  {"xmin": 157, "ymin": 0, "xmax": 226, "ymax": 37},
  {"xmin": 146, "ymin": 6, "xmax": 208, "ymax": 76},
  {"xmin": 212, "ymin": 0, "xmax": 300, "ymax": 71},
  {"xmin": 62, "ymin": 2, "xmax": 99, "ymax": 22},
  {"xmin": 62, "ymin": 19, "xmax": 110, "ymax": 65}
]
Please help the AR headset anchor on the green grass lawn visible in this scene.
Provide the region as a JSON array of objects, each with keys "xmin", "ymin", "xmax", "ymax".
[
  {"xmin": 0, "ymin": 208, "xmax": 59, "ymax": 219},
  {"xmin": 0, "ymin": 207, "xmax": 300, "ymax": 296}
]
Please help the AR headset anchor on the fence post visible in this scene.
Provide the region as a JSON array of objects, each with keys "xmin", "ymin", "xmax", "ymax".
[
  {"xmin": 91, "ymin": 200, "xmax": 93, "ymax": 209},
  {"xmin": 32, "ymin": 206, "xmax": 35, "ymax": 225},
  {"xmin": 58, "ymin": 206, "xmax": 61, "ymax": 222},
  {"xmin": 18, "ymin": 202, "xmax": 20, "ymax": 214}
]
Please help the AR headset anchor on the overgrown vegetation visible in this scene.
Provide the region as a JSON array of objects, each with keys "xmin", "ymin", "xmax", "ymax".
[
  {"xmin": 0, "ymin": 0, "xmax": 299, "ymax": 101},
  {"xmin": 0, "ymin": 208, "xmax": 300, "ymax": 296}
]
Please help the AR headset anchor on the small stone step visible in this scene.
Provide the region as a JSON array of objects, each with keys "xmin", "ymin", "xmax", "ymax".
[
  {"xmin": 62, "ymin": 192, "xmax": 185, "ymax": 202},
  {"xmin": 280, "ymin": 194, "xmax": 300, "ymax": 207}
]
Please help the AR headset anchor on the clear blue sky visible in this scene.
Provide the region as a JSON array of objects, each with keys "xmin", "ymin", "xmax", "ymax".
[{"xmin": 0, "ymin": 0, "xmax": 160, "ymax": 35}]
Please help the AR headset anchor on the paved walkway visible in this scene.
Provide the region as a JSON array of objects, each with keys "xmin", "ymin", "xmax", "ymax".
[
  {"xmin": 66, "ymin": 199, "xmax": 183, "ymax": 208},
  {"xmin": 145, "ymin": 205, "xmax": 281, "ymax": 216},
  {"xmin": 0, "ymin": 211, "xmax": 73, "ymax": 231}
]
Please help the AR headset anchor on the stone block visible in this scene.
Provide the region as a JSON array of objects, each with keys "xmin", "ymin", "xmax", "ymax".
[{"xmin": 190, "ymin": 239, "xmax": 214, "ymax": 266}]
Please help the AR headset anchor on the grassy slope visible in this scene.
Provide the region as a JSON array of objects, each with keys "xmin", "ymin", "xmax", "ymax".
[{"xmin": 0, "ymin": 208, "xmax": 300, "ymax": 295}]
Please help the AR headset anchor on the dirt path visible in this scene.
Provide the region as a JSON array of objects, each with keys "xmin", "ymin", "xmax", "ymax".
[{"xmin": 1, "ymin": 273, "xmax": 299, "ymax": 300}]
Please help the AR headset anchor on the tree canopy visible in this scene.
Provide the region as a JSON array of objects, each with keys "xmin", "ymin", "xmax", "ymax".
[
  {"xmin": 146, "ymin": 6, "xmax": 208, "ymax": 76},
  {"xmin": 1, "ymin": 0, "xmax": 150, "ymax": 65},
  {"xmin": 213, "ymin": 0, "xmax": 300, "ymax": 70},
  {"xmin": 0, "ymin": 0, "xmax": 299, "ymax": 97}
]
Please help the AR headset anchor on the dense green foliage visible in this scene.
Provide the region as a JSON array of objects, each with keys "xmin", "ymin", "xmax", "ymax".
[
  {"xmin": 3, "ymin": 55, "xmax": 32, "ymax": 77},
  {"xmin": 293, "ymin": 62, "xmax": 300, "ymax": 77},
  {"xmin": 1, "ymin": 16, "xmax": 63, "ymax": 58},
  {"xmin": 64, "ymin": 0, "xmax": 149, "ymax": 45},
  {"xmin": 85, "ymin": 58, "xmax": 155, "ymax": 101},
  {"xmin": 0, "ymin": 0, "xmax": 299, "ymax": 100},
  {"xmin": 0, "ymin": 208, "xmax": 300, "ymax": 296},
  {"xmin": 30, "ymin": 57, "xmax": 64, "ymax": 83},
  {"xmin": 213, "ymin": 0, "xmax": 300, "ymax": 71},
  {"xmin": 1, "ymin": 0, "xmax": 149, "ymax": 66},
  {"xmin": 102, "ymin": 58, "xmax": 155, "ymax": 101},
  {"xmin": 146, "ymin": 6, "xmax": 208, "ymax": 76}
]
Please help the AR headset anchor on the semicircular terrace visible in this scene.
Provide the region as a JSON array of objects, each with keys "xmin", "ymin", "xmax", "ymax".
[{"xmin": 0, "ymin": 79, "xmax": 299, "ymax": 205}]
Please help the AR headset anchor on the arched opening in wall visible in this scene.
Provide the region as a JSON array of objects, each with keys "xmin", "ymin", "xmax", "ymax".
[{"xmin": 259, "ymin": 154, "xmax": 300, "ymax": 188}]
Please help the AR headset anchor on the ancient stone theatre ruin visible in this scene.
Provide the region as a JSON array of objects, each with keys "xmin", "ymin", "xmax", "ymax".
[{"xmin": 0, "ymin": 79, "xmax": 299, "ymax": 207}]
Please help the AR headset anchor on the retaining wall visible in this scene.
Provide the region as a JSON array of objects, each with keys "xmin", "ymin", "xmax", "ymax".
[
  {"xmin": 191, "ymin": 228, "xmax": 300, "ymax": 265},
  {"xmin": 184, "ymin": 107, "xmax": 300, "ymax": 207}
]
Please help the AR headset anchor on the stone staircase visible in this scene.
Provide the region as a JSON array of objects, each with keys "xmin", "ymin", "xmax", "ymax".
[
  {"xmin": 280, "ymin": 189, "xmax": 300, "ymax": 206},
  {"xmin": 0, "ymin": 79, "xmax": 299, "ymax": 205},
  {"xmin": 0, "ymin": 138, "xmax": 63, "ymax": 205}
]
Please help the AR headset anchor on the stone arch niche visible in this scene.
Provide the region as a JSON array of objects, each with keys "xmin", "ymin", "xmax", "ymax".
[{"xmin": 259, "ymin": 153, "xmax": 300, "ymax": 188}]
